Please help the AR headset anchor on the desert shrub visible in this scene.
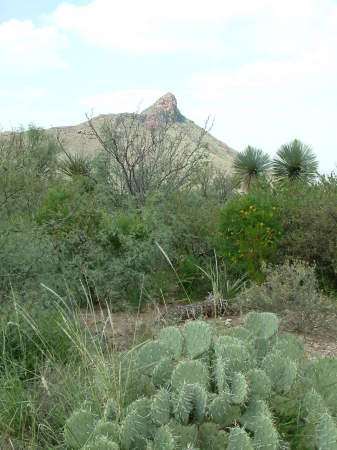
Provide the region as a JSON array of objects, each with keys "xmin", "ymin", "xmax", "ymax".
[
  {"xmin": 196, "ymin": 161, "xmax": 237, "ymax": 203},
  {"xmin": 0, "ymin": 126, "xmax": 59, "ymax": 223},
  {"xmin": 36, "ymin": 182, "xmax": 104, "ymax": 249},
  {"xmin": 0, "ymin": 125, "xmax": 229, "ymax": 309},
  {"xmin": 139, "ymin": 191, "xmax": 222, "ymax": 299},
  {"xmin": 277, "ymin": 175, "xmax": 337, "ymax": 292},
  {"xmin": 64, "ymin": 312, "xmax": 337, "ymax": 449},
  {"xmin": 236, "ymin": 260, "xmax": 328, "ymax": 332},
  {"xmin": 34, "ymin": 183, "xmax": 162, "ymax": 306},
  {"xmin": 32, "ymin": 183, "xmax": 224, "ymax": 306},
  {"xmin": 0, "ymin": 224, "xmax": 58, "ymax": 298},
  {"xmin": 219, "ymin": 191, "xmax": 282, "ymax": 280}
]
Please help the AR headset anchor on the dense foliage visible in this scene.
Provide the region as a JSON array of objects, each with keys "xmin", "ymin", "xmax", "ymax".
[
  {"xmin": 0, "ymin": 127, "xmax": 222, "ymax": 307},
  {"xmin": 0, "ymin": 125, "xmax": 337, "ymax": 449},
  {"xmin": 276, "ymin": 177, "xmax": 337, "ymax": 291},
  {"xmin": 1, "ymin": 127, "xmax": 337, "ymax": 309},
  {"xmin": 219, "ymin": 191, "xmax": 282, "ymax": 280}
]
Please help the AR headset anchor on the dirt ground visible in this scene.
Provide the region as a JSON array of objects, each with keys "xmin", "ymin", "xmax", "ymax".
[{"xmin": 80, "ymin": 303, "xmax": 337, "ymax": 359}]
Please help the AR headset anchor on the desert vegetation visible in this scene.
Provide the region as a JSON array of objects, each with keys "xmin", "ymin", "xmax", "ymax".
[{"xmin": 0, "ymin": 117, "xmax": 337, "ymax": 449}]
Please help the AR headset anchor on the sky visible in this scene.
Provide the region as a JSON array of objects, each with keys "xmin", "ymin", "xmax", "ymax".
[{"xmin": 1, "ymin": 0, "xmax": 336, "ymax": 172}]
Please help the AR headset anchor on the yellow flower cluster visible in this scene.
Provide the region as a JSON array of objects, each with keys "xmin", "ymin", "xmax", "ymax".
[{"xmin": 239, "ymin": 205, "xmax": 258, "ymax": 218}]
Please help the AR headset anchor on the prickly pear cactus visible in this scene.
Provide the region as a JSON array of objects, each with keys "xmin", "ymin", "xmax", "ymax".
[
  {"xmin": 231, "ymin": 372, "xmax": 248, "ymax": 404},
  {"xmin": 316, "ymin": 412, "xmax": 337, "ymax": 450},
  {"xmin": 153, "ymin": 425, "xmax": 175, "ymax": 450},
  {"xmin": 84, "ymin": 436, "xmax": 120, "ymax": 450},
  {"xmin": 227, "ymin": 427, "xmax": 253, "ymax": 450},
  {"xmin": 160, "ymin": 326, "xmax": 183, "ymax": 360},
  {"xmin": 244, "ymin": 311, "xmax": 279, "ymax": 340},
  {"xmin": 182, "ymin": 320, "xmax": 212, "ymax": 359},
  {"xmin": 64, "ymin": 409, "xmax": 97, "ymax": 449},
  {"xmin": 151, "ymin": 388, "xmax": 171, "ymax": 425},
  {"xmin": 64, "ymin": 312, "xmax": 337, "ymax": 450}
]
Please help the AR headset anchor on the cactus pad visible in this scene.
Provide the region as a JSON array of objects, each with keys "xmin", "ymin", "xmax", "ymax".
[
  {"xmin": 240, "ymin": 399, "xmax": 271, "ymax": 432},
  {"xmin": 253, "ymin": 415, "xmax": 279, "ymax": 450},
  {"xmin": 231, "ymin": 372, "xmax": 248, "ymax": 405},
  {"xmin": 227, "ymin": 427, "xmax": 253, "ymax": 450},
  {"xmin": 183, "ymin": 321, "xmax": 212, "ymax": 359},
  {"xmin": 168, "ymin": 421, "xmax": 198, "ymax": 449},
  {"xmin": 64, "ymin": 409, "xmax": 97, "ymax": 449},
  {"xmin": 171, "ymin": 360, "xmax": 209, "ymax": 390},
  {"xmin": 63, "ymin": 312, "xmax": 337, "ymax": 450},
  {"xmin": 153, "ymin": 426, "xmax": 175, "ymax": 450},
  {"xmin": 316, "ymin": 413, "xmax": 337, "ymax": 450},
  {"xmin": 120, "ymin": 398, "xmax": 155, "ymax": 450},
  {"xmin": 135, "ymin": 341, "xmax": 169, "ymax": 376},
  {"xmin": 262, "ymin": 351, "xmax": 297, "ymax": 394},
  {"xmin": 152, "ymin": 357, "xmax": 174, "ymax": 388},
  {"xmin": 152, "ymin": 388, "xmax": 171, "ymax": 425},
  {"xmin": 246, "ymin": 368, "xmax": 271, "ymax": 400},
  {"xmin": 244, "ymin": 312, "xmax": 279, "ymax": 339},
  {"xmin": 83, "ymin": 436, "xmax": 119, "ymax": 450},
  {"xmin": 159, "ymin": 326, "xmax": 183, "ymax": 360},
  {"xmin": 93, "ymin": 420, "xmax": 119, "ymax": 442},
  {"xmin": 198, "ymin": 422, "xmax": 228, "ymax": 450}
]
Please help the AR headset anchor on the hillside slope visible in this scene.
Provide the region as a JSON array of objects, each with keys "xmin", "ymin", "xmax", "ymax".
[{"xmin": 48, "ymin": 93, "xmax": 237, "ymax": 170}]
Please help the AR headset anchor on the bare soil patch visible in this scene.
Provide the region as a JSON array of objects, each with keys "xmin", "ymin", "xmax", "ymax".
[{"xmin": 80, "ymin": 304, "xmax": 337, "ymax": 358}]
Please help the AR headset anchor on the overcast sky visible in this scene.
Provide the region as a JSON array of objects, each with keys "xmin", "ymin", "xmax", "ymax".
[{"xmin": 1, "ymin": 0, "xmax": 336, "ymax": 172}]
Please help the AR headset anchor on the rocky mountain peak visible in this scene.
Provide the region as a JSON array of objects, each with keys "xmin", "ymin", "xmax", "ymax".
[
  {"xmin": 152, "ymin": 92, "xmax": 178, "ymax": 112},
  {"xmin": 141, "ymin": 92, "xmax": 184, "ymax": 125}
]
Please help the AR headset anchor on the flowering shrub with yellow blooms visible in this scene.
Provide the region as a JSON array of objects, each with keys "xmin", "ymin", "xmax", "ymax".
[{"xmin": 219, "ymin": 193, "xmax": 282, "ymax": 280}]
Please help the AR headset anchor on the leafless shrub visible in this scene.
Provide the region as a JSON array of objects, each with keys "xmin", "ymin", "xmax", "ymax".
[
  {"xmin": 86, "ymin": 113, "xmax": 210, "ymax": 204},
  {"xmin": 237, "ymin": 259, "xmax": 329, "ymax": 332}
]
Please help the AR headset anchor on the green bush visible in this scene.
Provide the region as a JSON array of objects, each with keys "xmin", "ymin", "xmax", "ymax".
[
  {"xmin": 64, "ymin": 313, "xmax": 337, "ymax": 449},
  {"xmin": 0, "ymin": 225, "xmax": 57, "ymax": 298},
  {"xmin": 219, "ymin": 191, "xmax": 282, "ymax": 280},
  {"xmin": 0, "ymin": 126, "xmax": 228, "ymax": 308},
  {"xmin": 36, "ymin": 182, "xmax": 104, "ymax": 248},
  {"xmin": 276, "ymin": 175, "xmax": 337, "ymax": 292}
]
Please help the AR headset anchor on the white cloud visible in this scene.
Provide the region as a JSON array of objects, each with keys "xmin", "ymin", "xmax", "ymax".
[
  {"xmin": 0, "ymin": 19, "xmax": 67, "ymax": 69},
  {"xmin": 48, "ymin": 0, "xmax": 336, "ymax": 54},
  {"xmin": 0, "ymin": 87, "xmax": 48, "ymax": 129},
  {"xmin": 190, "ymin": 50, "xmax": 337, "ymax": 94},
  {"xmin": 50, "ymin": 0, "xmax": 270, "ymax": 51},
  {"xmin": 185, "ymin": 43, "xmax": 337, "ymax": 172}
]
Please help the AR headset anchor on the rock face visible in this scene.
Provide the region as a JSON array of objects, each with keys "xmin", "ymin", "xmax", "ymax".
[
  {"xmin": 141, "ymin": 92, "xmax": 184, "ymax": 126},
  {"xmin": 47, "ymin": 93, "xmax": 237, "ymax": 171}
]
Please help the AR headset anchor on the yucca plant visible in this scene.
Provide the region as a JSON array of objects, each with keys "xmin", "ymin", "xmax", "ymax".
[
  {"xmin": 233, "ymin": 146, "xmax": 271, "ymax": 190},
  {"xmin": 272, "ymin": 139, "xmax": 318, "ymax": 182},
  {"xmin": 197, "ymin": 252, "xmax": 246, "ymax": 311},
  {"xmin": 58, "ymin": 150, "xmax": 93, "ymax": 179}
]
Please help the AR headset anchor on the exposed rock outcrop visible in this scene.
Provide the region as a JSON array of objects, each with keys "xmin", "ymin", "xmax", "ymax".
[{"xmin": 141, "ymin": 92, "xmax": 184, "ymax": 126}]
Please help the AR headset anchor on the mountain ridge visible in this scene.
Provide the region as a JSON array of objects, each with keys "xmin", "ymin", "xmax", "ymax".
[{"xmin": 47, "ymin": 92, "xmax": 237, "ymax": 170}]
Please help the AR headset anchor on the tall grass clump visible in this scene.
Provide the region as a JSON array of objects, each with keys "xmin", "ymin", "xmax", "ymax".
[{"xmin": 0, "ymin": 286, "xmax": 158, "ymax": 448}]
